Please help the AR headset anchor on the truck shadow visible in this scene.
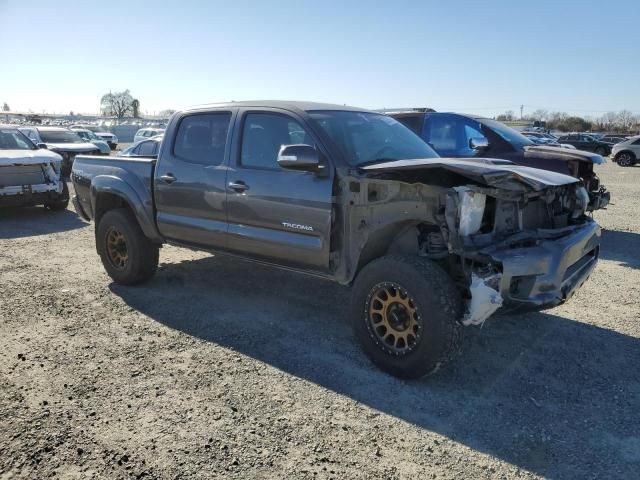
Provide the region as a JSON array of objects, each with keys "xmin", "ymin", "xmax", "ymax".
[
  {"xmin": 110, "ymin": 255, "xmax": 639, "ymax": 478},
  {"xmin": 600, "ymin": 229, "xmax": 640, "ymax": 269},
  {"xmin": 0, "ymin": 206, "xmax": 86, "ymax": 239}
]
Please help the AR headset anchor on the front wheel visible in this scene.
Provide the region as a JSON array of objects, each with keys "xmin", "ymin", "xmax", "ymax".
[
  {"xmin": 45, "ymin": 182, "xmax": 70, "ymax": 211},
  {"xmin": 96, "ymin": 208, "xmax": 159, "ymax": 285},
  {"xmin": 616, "ymin": 152, "xmax": 636, "ymax": 167},
  {"xmin": 350, "ymin": 255, "xmax": 463, "ymax": 379}
]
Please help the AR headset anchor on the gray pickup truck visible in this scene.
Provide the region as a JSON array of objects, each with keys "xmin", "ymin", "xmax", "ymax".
[{"xmin": 71, "ymin": 101, "xmax": 600, "ymax": 379}]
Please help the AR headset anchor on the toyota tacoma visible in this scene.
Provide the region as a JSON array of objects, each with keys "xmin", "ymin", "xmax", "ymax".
[{"xmin": 71, "ymin": 102, "xmax": 600, "ymax": 379}]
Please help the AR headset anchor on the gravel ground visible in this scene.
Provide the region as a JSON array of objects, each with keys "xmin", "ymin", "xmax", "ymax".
[{"xmin": 1, "ymin": 161, "xmax": 638, "ymax": 479}]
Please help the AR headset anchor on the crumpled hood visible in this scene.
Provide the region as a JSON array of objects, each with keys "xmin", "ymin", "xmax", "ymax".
[
  {"xmin": 0, "ymin": 148, "xmax": 63, "ymax": 166},
  {"xmin": 523, "ymin": 144, "xmax": 606, "ymax": 165},
  {"xmin": 46, "ymin": 142, "xmax": 100, "ymax": 152},
  {"xmin": 361, "ymin": 157, "xmax": 578, "ymax": 192}
]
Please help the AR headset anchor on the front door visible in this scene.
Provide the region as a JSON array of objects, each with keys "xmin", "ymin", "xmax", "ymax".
[
  {"xmin": 225, "ymin": 110, "xmax": 333, "ymax": 271},
  {"xmin": 154, "ymin": 110, "xmax": 234, "ymax": 249}
]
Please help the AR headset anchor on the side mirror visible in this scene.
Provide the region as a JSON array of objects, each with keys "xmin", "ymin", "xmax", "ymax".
[
  {"xmin": 277, "ymin": 144, "xmax": 321, "ymax": 172},
  {"xmin": 469, "ymin": 137, "xmax": 489, "ymax": 151},
  {"xmin": 37, "ymin": 143, "xmax": 48, "ymax": 149}
]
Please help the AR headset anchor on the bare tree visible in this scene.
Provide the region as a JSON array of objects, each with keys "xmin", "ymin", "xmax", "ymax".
[
  {"xmin": 2, "ymin": 102, "xmax": 9, "ymax": 112},
  {"xmin": 616, "ymin": 110, "xmax": 634, "ymax": 131},
  {"xmin": 530, "ymin": 109, "xmax": 548, "ymax": 121},
  {"xmin": 100, "ymin": 90, "xmax": 134, "ymax": 118},
  {"xmin": 496, "ymin": 110, "xmax": 515, "ymax": 121},
  {"xmin": 159, "ymin": 109, "xmax": 177, "ymax": 117}
]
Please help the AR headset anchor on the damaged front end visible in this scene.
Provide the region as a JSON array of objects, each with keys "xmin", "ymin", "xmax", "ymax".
[
  {"xmin": 441, "ymin": 182, "xmax": 600, "ymax": 324},
  {"xmin": 355, "ymin": 158, "xmax": 602, "ymax": 326}
]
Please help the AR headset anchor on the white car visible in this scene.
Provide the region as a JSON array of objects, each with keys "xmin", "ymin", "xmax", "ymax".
[
  {"xmin": 0, "ymin": 125, "xmax": 69, "ymax": 210},
  {"xmin": 133, "ymin": 127, "xmax": 165, "ymax": 144},
  {"xmin": 70, "ymin": 125, "xmax": 118, "ymax": 149},
  {"xmin": 612, "ymin": 135, "xmax": 640, "ymax": 167}
]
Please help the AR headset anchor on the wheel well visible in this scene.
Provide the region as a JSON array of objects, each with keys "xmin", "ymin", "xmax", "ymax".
[
  {"xmin": 356, "ymin": 222, "xmax": 435, "ymax": 275},
  {"xmin": 94, "ymin": 192, "xmax": 133, "ymax": 226}
]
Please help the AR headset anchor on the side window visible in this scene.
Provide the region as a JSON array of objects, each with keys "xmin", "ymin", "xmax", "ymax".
[
  {"xmin": 240, "ymin": 113, "xmax": 314, "ymax": 169},
  {"xmin": 138, "ymin": 141, "xmax": 156, "ymax": 156},
  {"xmin": 633, "ymin": 138, "xmax": 640, "ymax": 145},
  {"xmin": 24, "ymin": 129, "xmax": 38, "ymax": 142},
  {"xmin": 567, "ymin": 134, "xmax": 579, "ymax": 140},
  {"xmin": 423, "ymin": 114, "xmax": 485, "ymax": 156},
  {"xmin": 174, "ymin": 112, "xmax": 231, "ymax": 165}
]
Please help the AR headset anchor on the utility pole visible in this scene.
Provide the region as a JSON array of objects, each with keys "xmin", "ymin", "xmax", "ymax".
[{"xmin": 520, "ymin": 104, "xmax": 524, "ymax": 120}]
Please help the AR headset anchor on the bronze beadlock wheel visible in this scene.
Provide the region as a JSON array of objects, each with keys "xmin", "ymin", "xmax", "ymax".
[
  {"xmin": 366, "ymin": 281, "xmax": 422, "ymax": 355},
  {"xmin": 105, "ymin": 228, "xmax": 128, "ymax": 270}
]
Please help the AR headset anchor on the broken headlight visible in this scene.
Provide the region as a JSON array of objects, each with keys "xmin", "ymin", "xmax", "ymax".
[
  {"xmin": 455, "ymin": 187, "xmax": 487, "ymax": 236},
  {"xmin": 573, "ymin": 186, "xmax": 589, "ymax": 218}
]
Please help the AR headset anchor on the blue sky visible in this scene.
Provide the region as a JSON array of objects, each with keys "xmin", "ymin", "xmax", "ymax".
[{"xmin": 1, "ymin": 0, "xmax": 638, "ymax": 117}]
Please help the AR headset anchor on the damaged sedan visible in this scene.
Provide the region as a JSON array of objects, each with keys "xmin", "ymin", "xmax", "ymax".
[{"xmin": 71, "ymin": 102, "xmax": 599, "ymax": 379}]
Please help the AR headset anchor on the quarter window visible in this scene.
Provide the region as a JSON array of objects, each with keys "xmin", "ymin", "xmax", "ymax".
[
  {"xmin": 174, "ymin": 113, "xmax": 231, "ymax": 165},
  {"xmin": 240, "ymin": 113, "xmax": 314, "ymax": 169}
]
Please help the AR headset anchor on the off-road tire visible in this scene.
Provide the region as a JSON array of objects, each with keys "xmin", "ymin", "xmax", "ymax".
[
  {"xmin": 616, "ymin": 151, "xmax": 636, "ymax": 167},
  {"xmin": 96, "ymin": 208, "xmax": 159, "ymax": 285},
  {"xmin": 350, "ymin": 255, "xmax": 464, "ymax": 379},
  {"xmin": 45, "ymin": 183, "xmax": 70, "ymax": 211}
]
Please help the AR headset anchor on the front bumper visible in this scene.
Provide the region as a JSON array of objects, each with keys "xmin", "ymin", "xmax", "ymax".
[
  {"xmin": 0, "ymin": 181, "xmax": 66, "ymax": 208},
  {"xmin": 481, "ymin": 221, "xmax": 600, "ymax": 310}
]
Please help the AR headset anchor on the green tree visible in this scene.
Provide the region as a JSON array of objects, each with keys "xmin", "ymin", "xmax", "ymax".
[{"xmin": 131, "ymin": 99, "xmax": 140, "ymax": 118}]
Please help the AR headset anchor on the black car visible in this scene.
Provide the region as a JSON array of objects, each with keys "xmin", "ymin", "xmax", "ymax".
[
  {"xmin": 556, "ymin": 133, "xmax": 614, "ymax": 155},
  {"xmin": 601, "ymin": 134, "xmax": 629, "ymax": 144},
  {"xmin": 391, "ymin": 111, "xmax": 609, "ymax": 210}
]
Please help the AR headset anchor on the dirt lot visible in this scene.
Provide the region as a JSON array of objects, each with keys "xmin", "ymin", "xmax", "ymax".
[{"xmin": 1, "ymin": 161, "xmax": 639, "ymax": 479}]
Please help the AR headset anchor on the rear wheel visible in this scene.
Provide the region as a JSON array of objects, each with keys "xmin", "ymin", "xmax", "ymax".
[
  {"xmin": 616, "ymin": 151, "xmax": 636, "ymax": 167},
  {"xmin": 96, "ymin": 208, "xmax": 159, "ymax": 285},
  {"xmin": 595, "ymin": 146, "xmax": 608, "ymax": 156},
  {"xmin": 350, "ymin": 255, "xmax": 463, "ymax": 379}
]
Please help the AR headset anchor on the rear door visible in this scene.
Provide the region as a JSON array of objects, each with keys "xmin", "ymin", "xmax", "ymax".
[
  {"xmin": 225, "ymin": 108, "xmax": 334, "ymax": 271},
  {"xmin": 154, "ymin": 110, "xmax": 235, "ymax": 249}
]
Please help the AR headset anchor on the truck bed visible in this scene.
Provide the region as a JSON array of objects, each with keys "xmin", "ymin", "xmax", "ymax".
[{"xmin": 72, "ymin": 155, "xmax": 156, "ymax": 223}]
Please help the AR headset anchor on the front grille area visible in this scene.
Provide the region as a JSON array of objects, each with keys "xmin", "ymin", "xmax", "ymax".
[{"xmin": 0, "ymin": 165, "xmax": 47, "ymax": 187}]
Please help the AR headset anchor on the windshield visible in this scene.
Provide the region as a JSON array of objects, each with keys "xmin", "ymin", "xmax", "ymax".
[
  {"xmin": 308, "ymin": 111, "xmax": 438, "ymax": 166},
  {"xmin": 39, "ymin": 130, "xmax": 84, "ymax": 144},
  {"xmin": 77, "ymin": 130, "xmax": 99, "ymax": 141},
  {"xmin": 480, "ymin": 119, "xmax": 534, "ymax": 146},
  {"xmin": 0, "ymin": 128, "xmax": 36, "ymax": 150}
]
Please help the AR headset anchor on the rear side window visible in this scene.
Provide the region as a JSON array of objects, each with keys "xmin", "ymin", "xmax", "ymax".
[
  {"xmin": 137, "ymin": 140, "xmax": 157, "ymax": 156},
  {"xmin": 174, "ymin": 112, "xmax": 231, "ymax": 165},
  {"xmin": 240, "ymin": 113, "xmax": 314, "ymax": 169}
]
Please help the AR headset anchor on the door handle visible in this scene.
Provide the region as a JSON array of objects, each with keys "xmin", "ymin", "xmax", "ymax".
[
  {"xmin": 160, "ymin": 173, "xmax": 176, "ymax": 184},
  {"xmin": 228, "ymin": 181, "xmax": 249, "ymax": 192}
]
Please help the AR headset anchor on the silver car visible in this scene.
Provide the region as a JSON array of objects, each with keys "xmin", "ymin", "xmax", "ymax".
[
  {"xmin": 612, "ymin": 135, "xmax": 640, "ymax": 167},
  {"xmin": 73, "ymin": 129, "xmax": 111, "ymax": 155}
]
